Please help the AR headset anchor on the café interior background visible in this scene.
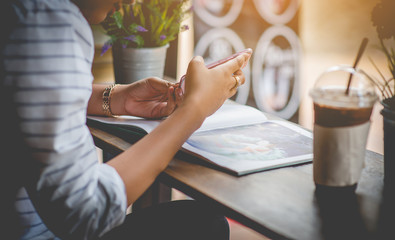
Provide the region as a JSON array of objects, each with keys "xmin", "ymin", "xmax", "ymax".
[{"xmin": 92, "ymin": 0, "xmax": 389, "ymax": 155}]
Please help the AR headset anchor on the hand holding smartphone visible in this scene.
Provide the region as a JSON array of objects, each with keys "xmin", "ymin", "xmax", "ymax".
[{"xmin": 176, "ymin": 48, "xmax": 253, "ymax": 93}]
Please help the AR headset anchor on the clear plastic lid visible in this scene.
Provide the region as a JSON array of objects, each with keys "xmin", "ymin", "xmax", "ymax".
[{"xmin": 309, "ymin": 65, "xmax": 378, "ymax": 108}]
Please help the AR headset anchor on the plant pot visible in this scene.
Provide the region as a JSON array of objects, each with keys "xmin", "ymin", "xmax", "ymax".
[
  {"xmin": 112, "ymin": 44, "xmax": 169, "ymax": 84},
  {"xmin": 381, "ymin": 99, "xmax": 395, "ymax": 189}
]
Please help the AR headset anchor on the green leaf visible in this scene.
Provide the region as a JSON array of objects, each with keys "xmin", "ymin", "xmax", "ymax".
[
  {"xmin": 135, "ymin": 35, "xmax": 144, "ymax": 48},
  {"xmin": 113, "ymin": 11, "xmax": 123, "ymax": 29},
  {"xmin": 102, "ymin": 0, "xmax": 188, "ymax": 48},
  {"xmin": 128, "ymin": 23, "xmax": 139, "ymax": 33}
]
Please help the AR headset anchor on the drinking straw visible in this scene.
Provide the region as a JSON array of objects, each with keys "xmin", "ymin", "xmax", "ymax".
[{"xmin": 345, "ymin": 37, "xmax": 369, "ymax": 95}]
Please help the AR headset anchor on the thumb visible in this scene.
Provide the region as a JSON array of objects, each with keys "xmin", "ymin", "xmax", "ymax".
[
  {"xmin": 189, "ymin": 56, "xmax": 205, "ymax": 68},
  {"xmin": 193, "ymin": 55, "xmax": 204, "ymax": 64},
  {"xmin": 186, "ymin": 56, "xmax": 206, "ymax": 74}
]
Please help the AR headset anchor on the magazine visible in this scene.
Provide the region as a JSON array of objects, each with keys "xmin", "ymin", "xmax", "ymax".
[{"xmin": 87, "ymin": 101, "xmax": 313, "ymax": 176}]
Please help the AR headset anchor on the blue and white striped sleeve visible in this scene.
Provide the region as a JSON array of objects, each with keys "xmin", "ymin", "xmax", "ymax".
[{"xmin": 4, "ymin": 1, "xmax": 127, "ymax": 239}]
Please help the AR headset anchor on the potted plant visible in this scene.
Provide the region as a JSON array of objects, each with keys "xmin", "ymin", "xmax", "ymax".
[
  {"xmin": 370, "ymin": 0, "xmax": 395, "ymax": 187},
  {"xmin": 101, "ymin": 0, "xmax": 191, "ymax": 84}
]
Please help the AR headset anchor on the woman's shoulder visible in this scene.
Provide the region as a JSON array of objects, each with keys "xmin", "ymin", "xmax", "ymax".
[
  {"xmin": 11, "ymin": 0, "xmax": 86, "ymax": 26},
  {"xmin": 8, "ymin": 0, "xmax": 93, "ymax": 51}
]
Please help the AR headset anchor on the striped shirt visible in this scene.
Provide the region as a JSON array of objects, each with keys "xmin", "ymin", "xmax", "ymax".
[{"xmin": 1, "ymin": 0, "xmax": 127, "ymax": 239}]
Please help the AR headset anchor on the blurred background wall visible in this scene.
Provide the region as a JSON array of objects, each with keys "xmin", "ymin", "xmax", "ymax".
[{"xmin": 192, "ymin": 0, "xmax": 301, "ymax": 121}]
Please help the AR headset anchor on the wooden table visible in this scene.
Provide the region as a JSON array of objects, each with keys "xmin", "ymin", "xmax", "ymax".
[{"xmin": 88, "ymin": 122, "xmax": 391, "ymax": 240}]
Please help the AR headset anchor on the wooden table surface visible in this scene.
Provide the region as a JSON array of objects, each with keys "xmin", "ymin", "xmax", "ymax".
[{"xmin": 88, "ymin": 123, "xmax": 389, "ymax": 240}]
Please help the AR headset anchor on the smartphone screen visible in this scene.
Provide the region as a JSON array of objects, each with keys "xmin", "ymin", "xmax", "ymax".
[{"xmin": 177, "ymin": 48, "xmax": 252, "ymax": 93}]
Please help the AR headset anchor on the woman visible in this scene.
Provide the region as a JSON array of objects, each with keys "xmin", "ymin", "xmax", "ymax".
[{"xmin": 0, "ymin": 0, "xmax": 250, "ymax": 239}]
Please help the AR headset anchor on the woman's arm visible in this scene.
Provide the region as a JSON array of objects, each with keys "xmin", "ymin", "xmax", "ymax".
[
  {"xmin": 107, "ymin": 53, "xmax": 250, "ymax": 205},
  {"xmin": 87, "ymin": 84, "xmax": 108, "ymax": 116}
]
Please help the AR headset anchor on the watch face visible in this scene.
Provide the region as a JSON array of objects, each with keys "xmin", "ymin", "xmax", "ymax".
[{"xmin": 252, "ymin": 25, "xmax": 301, "ymax": 119}]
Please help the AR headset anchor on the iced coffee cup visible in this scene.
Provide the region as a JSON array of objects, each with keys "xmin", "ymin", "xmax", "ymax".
[{"xmin": 309, "ymin": 65, "xmax": 377, "ymax": 190}]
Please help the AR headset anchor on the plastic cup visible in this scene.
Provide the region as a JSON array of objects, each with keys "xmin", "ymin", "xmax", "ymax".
[{"xmin": 309, "ymin": 65, "xmax": 377, "ymax": 190}]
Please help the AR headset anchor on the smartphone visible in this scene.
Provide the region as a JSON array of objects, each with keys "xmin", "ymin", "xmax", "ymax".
[
  {"xmin": 176, "ymin": 48, "xmax": 253, "ymax": 93},
  {"xmin": 205, "ymin": 48, "xmax": 253, "ymax": 69}
]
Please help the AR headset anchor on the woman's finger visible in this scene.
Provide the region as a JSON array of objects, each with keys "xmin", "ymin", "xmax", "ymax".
[
  {"xmin": 174, "ymin": 86, "xmax": 184, "ymax": 104},
  {"xmin": 146, "ymin": 77, "xmax": 177, "ymax": 93},
  {"xmin": 218, "ymin": 51, "xmax": 252, "ymax": 74},
  {"xmin": 229, "ymin": 71, "xmax": 245, "ymax": 96},
  {"xmin": 161, "ymin": 87, "xmax": 176, "ymax": 117},
  {"xmin": 233, "ymin": 70, "xmax": 245, "ymax": 86}
]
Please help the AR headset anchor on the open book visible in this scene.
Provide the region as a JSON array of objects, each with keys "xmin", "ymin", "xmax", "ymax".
[{"xmin": 88, "ymin": 101, "xmax": 313, "ymax": 176}]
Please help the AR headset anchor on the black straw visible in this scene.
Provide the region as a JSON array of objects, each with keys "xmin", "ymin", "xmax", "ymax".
[{"xmin": 345, "ymin": 37, "xmax": 369, "ymax": 95}]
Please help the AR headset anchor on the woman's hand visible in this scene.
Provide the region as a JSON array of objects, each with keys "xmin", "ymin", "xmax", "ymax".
[
  {"xmin": 179, "ymin": 51, "xmax": 251, "ymax": 118},
  {"xmin": 111, "ymin": 77, "xmax": 182, "ymax": 119}
]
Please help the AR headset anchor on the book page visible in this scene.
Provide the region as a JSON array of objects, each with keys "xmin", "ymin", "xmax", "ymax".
[
  {"xmin": 196, "ymin": 102, "xmax": 267, "ymax": 133},
  {"xmin": 183, "ymin": 120, "xmax": 313, "ymax": 175},
  {"xmin": 87, "ymin": 100, "xmax": 267, "ymax": 134},
  {"xmin": 87, "ymin": 115, "xmax": 161, "ymax": 133}
]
